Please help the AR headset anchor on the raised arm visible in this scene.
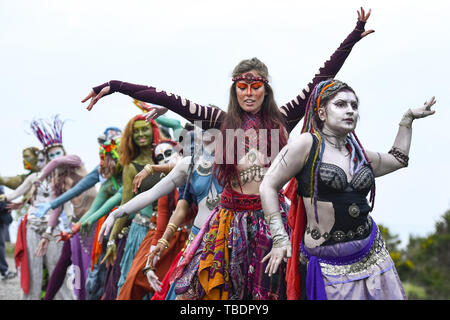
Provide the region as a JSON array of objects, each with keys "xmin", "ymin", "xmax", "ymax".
[
  {"xmin": 0, "ymin": 173, "xmax": 28, "ymax": 190},
  {"xmin": 78, "ymin": 181, "xmax": 110, "ymax": 224},
  {"xmin": 39, "ymin": 155, "xmax": 82, "ymax": 182},
  {"xmin": 366, "ymin": 97, "xmax": 437, "ymax": 177},
  {"xmin": 259, "ymin": 133, "xmax": 313, "ymax": 276},
  {"xmin": 280, "ymin": 8, "xmax": 374, "ymax": 132},
  {"xmin": 1, "ymin": 173, "xmax": 38, "ymax": 202},
  {"xmin": 98, "ymin": 156, "xmax": 191, "ymax": 241},
  {"xmin": 83, "ymin": 82, "xmax": 226, "ymax": 130},
  {"xmin": 35, "ymin": 165, "xmax": 100, "ymax": 218}
]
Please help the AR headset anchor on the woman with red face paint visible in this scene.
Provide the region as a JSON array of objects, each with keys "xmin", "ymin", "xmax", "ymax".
[{"xmin": 83, "ymin": 8, "xmax": 374, "ymax": 300}]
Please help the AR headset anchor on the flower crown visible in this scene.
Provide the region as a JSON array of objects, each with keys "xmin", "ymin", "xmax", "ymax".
[{"xmin": 100, "ymin": 138, "xmax": 120, "ymax": 160}]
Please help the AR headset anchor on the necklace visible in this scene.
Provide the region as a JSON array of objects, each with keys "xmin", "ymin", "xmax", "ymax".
[{"xmin": 321, "ymin": 131, "xmax": 348, "ymax": 151}]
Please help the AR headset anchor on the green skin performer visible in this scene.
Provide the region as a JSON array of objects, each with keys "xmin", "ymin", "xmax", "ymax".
[
  {"xmin": 76, "ymin": 139, "xmax": 124, "ymax": 237},
  {"xmin": 101, "ymin": 119, "xmax": 157, "ymax": 266},
  {"xmin": 0, "ymin": 147, "xmax": 42, "ymax": 190}
]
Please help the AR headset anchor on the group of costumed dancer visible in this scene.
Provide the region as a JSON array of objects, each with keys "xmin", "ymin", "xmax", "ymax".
[{"xmin": 0, "ymin": 8, "xmax": 437, "ymax": 300}]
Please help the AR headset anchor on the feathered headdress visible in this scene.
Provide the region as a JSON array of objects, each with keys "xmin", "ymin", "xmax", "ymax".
[{"xmin": 30, "ymin": 115, "xmax": 65, "ymax": 151}]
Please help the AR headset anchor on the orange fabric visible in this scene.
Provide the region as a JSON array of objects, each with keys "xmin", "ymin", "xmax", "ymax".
[
  {"xmin": 197, "ymin": 208, "xmax": 232, "ymax": 300},
  {"xmin": 151, "ymin": 249, "xmax": 184, "ymax": 300},
  {"xmin": 116, "ymin": 228, "xmax": 188, "ymax": 300},
  {"xmin": 14, "ymin": 214, "xmax": 29, "ymax": 294},
  {"xmin": 151, "ymin": 189, "xmax": 179, "ymax": 246},
  {"xmin": 117, "ymin": 190, "xmax": 186, "ymax": 300},
  {"xmin": 90, "ymin": 215, "xmax": 108, "ymax": 271},
  {"xmin": 284, "ymin": 178, "xmax": 307, "ymax": 300}
]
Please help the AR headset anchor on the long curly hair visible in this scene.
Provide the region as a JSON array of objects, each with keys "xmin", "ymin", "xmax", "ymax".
[{"xmin": 119, "ymin": 114, "xmax": 161, "ymax": 166}]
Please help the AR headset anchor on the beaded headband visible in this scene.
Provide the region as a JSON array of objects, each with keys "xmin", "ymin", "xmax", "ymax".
[{"xmin": 232, "ymin": 72, "xmax": 268, "ymax": 84}]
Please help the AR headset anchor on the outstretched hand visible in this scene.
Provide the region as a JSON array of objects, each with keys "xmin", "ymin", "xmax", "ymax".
[
  {"xmin": 357, "ymin": 7, "xmax": 374, "ymax": 38},
  {"xmin": 135, "ymin": 100, "xmax": 168, "ymax": 121},
  {"xmin": 261, "ymin": 244, "xmax": 291, "ymax": 277},
  {"xmin": 411, "ymin": 96, "xmax": 437, "ymax": 119},
  {"xmin": 146, "ymin": 270, "xmax": 162, "ymax": 292},
  {"xmin": 82, "ymin": 86, "xmax": 110, "ymax": 111}
]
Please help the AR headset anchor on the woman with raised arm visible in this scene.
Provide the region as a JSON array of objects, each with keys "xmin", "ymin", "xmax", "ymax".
[
  {"xmin": 259, "ymin": 79, "xmax": 436, "ymax": 300},
  {"xmin": 87, "ymin": 8, "xmax": 374, "ymax": 300}
]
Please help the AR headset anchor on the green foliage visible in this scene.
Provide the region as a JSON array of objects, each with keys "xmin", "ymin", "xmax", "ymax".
[{"xmin": 397, "ymin": 210, "xmax": 450, "ymax": 300}]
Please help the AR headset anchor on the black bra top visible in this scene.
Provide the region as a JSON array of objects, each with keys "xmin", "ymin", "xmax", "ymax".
[{"xmin": 296, "ymin": 134, "xmax": 375, "ymax": 198}]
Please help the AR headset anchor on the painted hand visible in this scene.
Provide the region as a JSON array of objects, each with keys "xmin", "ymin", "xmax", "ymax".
[
  {"xmin": 135, "ymin": 101, "xmax": 168, "ymax": 121},
  {"xmin": 82, "ymin": 86, "xmax": 111, "ymax": 111},
  {"xmin": 80, "ymin": 221, "xmax": 93, "ymax": 236},
  {"xmin": 147, "ymin": 243, "xmax": 164, "ymax": 268},
  {"xmin": 411, "ymin": 96, "xmax": 437, "ymax": 119},
  {"xmin": 35, "ymin": 202, "xmax": 51, "ymax": 218},
  {"xmin": 261, "ymin": 245, "xmax": 291, "ymax": 277},
  {"xmin": 57, "ymin": 231, "xmax": 73, "ymax": 242},
  {"xmin": 97, "ymin": 207, "xmax": 124, "ymax": 243},
  {"xmin": 146, "ymin": 270, "xmax": 162, "ymax": 292},
  {"xmin": 101, "ymin": 242, "xmax": 117, "ymax": 269},
  {"xmin": 35, "ymin": 238, "xmax": 50, "ymax": 257},
  {"xmin": 132, "ymin": 167, "xmax": 150, "ymax": 193}
]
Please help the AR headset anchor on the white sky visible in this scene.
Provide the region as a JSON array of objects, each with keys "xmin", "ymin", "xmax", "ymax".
[{"xmin": 1, "ymin": 0, "xmax": 449, "ymax": 248}]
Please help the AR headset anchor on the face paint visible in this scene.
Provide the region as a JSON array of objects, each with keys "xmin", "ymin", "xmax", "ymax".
[
  {"xmin": 133, "ymin": 120, "xmax": 153, "ymax": 148},
  {"xmin": 22, "ymin": 149, "xmax": 38, "ymax": 171},
  {"xmin": 235, "ymin": 71, "xmax": 266, "ymax": 114},
  {"xmin": 36, "ymin": 152, "xmax": 46, "ymax": 170},
  {"xmin": 236, "ymin": 81, "xmax": 264, "ymax": 96},
  {"xmin": 47, "ymin": 146, "xmax": 65, "ymax": 161},
  {"xmin": 154, "ymin": 142, "xmax": 180, "ymax": 165},
  {"xmin": 321, "ymin": 91, "xmax": 359, "ymax": 135}
]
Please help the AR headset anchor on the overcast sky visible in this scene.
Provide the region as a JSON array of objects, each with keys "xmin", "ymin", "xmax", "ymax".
[{"xmin": 1, "ymin": 0, "xmax": 449, "ymax": 247}]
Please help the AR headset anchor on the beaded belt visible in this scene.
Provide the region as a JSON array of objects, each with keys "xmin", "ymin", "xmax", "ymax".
[
  {"xmin": 220, "ymin": 188, "xmax": 285, "ymax": 211},
  {"xmin": 299, "ymin": 223, "xmax": 390, "ymax": 276},
  {"xmin": 305, "ymin": 216, "xmax": 372, "ymax": 242},
  {"xmin": 132, "ymin": 212, "xmax": 156, "ymax": 230}
]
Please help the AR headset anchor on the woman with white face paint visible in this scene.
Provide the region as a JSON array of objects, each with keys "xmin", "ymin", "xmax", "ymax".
[
  {"xmin": 259, "ymin": 79, "xmax": 436, "ymax": 300},
  {"xmin": 9, "ymin": 117, "xmax": 76, "ymax": 299}
]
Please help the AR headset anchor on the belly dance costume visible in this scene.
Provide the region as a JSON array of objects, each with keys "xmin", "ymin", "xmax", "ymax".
[{"xmin": 295, "ymin": 134, "xmax": 406, "ymax": 300}]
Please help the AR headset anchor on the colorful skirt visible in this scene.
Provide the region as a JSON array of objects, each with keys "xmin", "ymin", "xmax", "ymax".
[
  {"xmin": 299, "ymin": 217, "xmax": 407, "ymax": 300},
  {"xmin": 174, "ymin": 188, "xmax": 289, "ymax": 300}
]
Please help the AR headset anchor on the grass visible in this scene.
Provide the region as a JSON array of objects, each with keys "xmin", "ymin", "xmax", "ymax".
[{"xmin": 5, "ymin": 242, "xmax": 15, "ymax": 258}]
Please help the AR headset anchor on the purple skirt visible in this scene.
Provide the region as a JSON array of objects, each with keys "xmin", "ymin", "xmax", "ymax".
[{"xmin": 300, "ymin": 218, "xmax": 407, "ymax": 300}]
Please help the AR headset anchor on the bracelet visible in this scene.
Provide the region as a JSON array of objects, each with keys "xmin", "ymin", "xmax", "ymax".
[
  {"xmin": 388, "ymin": 147, "xmax": 409, "ymax": 167},
  {"xmin": 144, "ymin": 164, "xmax": 154, "ymax": 175},
  {"xmin": 166, "ymin": 223, "xmax": 178, "ymax": 234},
  {"xmin": 158, "ymin": 238, "xmax": 170, "ymax": 249},
  {"xmin": 107, "ymin": 240, "xmax": 116, "ymax": 248},
  {"xmin": 142, "ymin": 265, "xmax": 155, "ymax": 276},
  {"xmin": 399, "ymin": 109, "xmax": 414, "ymax": 128},
  {"xmin": 41, "ymin": 232, "xmax": 52, "ymax": 241}
]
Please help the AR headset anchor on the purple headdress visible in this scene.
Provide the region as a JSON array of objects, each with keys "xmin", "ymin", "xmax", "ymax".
[{"xmin": 30, "ymin": 115, "xmax": 65, "ymax": 151}]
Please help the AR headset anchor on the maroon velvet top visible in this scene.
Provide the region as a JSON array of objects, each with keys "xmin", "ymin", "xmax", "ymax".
[{"xmin": 93, "ymin": 20, "xmax": 367, "ymax": 133}]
